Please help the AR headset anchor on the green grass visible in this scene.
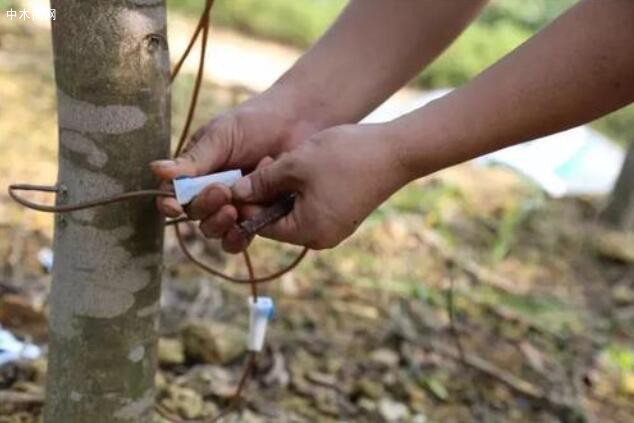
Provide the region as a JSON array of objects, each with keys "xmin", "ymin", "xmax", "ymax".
[
  {"xmin": 390, "ymin": 181, "xmax": 463, "ymax": 215},
  {"xmin": 606, "ymin": 344, "xmax": 634, "ymax": 374},
  {"xmin": 602, "ymin": 343, "xmax": 634, "ymax": 394},
  {"xmin": 489, "ymin": 196, "xmax": 543, "ymax": 262},
  {"xmin": 169, "ymin": 0, "xmax": 345, "ymax": 47},
  {"xmin": 474, "ymin": 285, "xmax": 581, "ymax": 334}
]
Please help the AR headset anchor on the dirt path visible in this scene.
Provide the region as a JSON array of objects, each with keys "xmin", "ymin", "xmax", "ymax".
[
  {"xmin": 166, "ymin": 13, "xmax": 422, "ymax": 104},
  {"xmin": 168, "ymin": 16, "xmax": 302, "ymax": 93}
]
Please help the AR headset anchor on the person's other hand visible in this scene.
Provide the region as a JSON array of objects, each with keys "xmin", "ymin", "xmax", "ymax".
[
  {"xmin": 218, "ymin": 123, "xmax": 411, "ymax": 252},
  {"xmin": 150, "ymin": 93, "xmax": 320, "ymax": 235}
]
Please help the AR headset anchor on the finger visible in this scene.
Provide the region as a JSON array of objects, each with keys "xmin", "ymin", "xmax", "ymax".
[
  {"xmin": 217, "ymin": 204, "xmax": 260, "ymax": 253},
  {"xmin": 187, "ymin": 183, "xmax": 231, "ymax": 221},
  {"xmin": 156, "ymin": 181, "xmax": 183, "ymax": 217},
  {"xmin": 237, "ymin": 203, "xmax": 264, "ymax": 219},
  {"xmin": 255, "ymin": 212, "xmax": 305, "ymax": 245},
  {"xmin": 256, "ymin": 156, "xmax": 274, "ymax": 169},
  {"xmin": 150, "ymin": 123, "xmax": 230, "ymax": 179},
  {"xmin": 159, "ymin": 197, "xmax": 184, "ymax": 218},
  {"xmin": 236, "ymin": 203, "xmax": 306, "ymax": 246},
  {"xmin": 199, "ymin": 204, "xmax": 238, "ymax": 238},
  {"xmin": 232, "ymin": 154, "xmax": 301, "ymax": 203},
  {"xmin": 222, "ymin": 226, "xmax": 252, "ymax": 254}
]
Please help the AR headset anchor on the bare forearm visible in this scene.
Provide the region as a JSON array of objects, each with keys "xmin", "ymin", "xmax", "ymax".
[
  {"xmin": 395, "ymin": 0, "xmax": 634, "ymax": 179},
  {"xmin": 266, "ymin": 0, "xmax": 485, "ymax": 131}
]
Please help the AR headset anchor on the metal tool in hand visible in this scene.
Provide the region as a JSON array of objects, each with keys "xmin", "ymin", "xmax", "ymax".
[{"xmin": 173, "ymin": 171, "xmax": 296, "ymax": 238}]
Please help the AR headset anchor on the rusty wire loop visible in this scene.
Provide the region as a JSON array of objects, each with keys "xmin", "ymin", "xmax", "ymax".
[
  {"xmin": 7, "ymin": 0, "xmax": 309, "ymax": 421},
  {"xmin": 8, "ymin": 184, "xmax": 175, "ymax": 213}
]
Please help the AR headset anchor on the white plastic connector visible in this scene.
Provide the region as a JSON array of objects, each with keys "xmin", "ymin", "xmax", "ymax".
[
  {"xmin": 247, "ymin": 296, "xmax": 275, "ymax": 352},
  {"xmin": 173, "ymin": 169, "xmax": 243, "ymax": 205}
]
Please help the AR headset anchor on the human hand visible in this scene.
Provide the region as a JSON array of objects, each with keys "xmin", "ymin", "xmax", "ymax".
[
  {"xmin": 150, "ymin": 91, "xmax": 320, "ymax": 229},
  {"xmin": 219, "ymin": 123, "xmax": 411, "ymax": 252}
]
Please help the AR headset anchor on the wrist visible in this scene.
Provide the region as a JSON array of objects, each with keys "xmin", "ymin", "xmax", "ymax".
[
  {"xmin": 383, "ymin": 117, "xmax": 430, "ymax": 184},
  {"xmin": 387, "ymin": 99, "xmax": 463, "ymax": 182},
  {"xmin": 364, "ymin": 122, "xmax": 418, "ymax": 191}
]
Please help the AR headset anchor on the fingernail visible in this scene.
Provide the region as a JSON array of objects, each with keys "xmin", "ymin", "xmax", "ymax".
[
  {"xmin": 233, "ymin": 177, "xmax": 252, "ymax": 200},
  {"xmin": 164, "ymin": 203, "xmax": 181, "ymax": 216},
  {"xmin": 151, "ymin": 160, "xmax": 176, "ymax": 168}
]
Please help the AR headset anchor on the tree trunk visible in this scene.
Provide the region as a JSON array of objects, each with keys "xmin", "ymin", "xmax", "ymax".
[
  {"xmin": 45, "ymin": 1, "xmax": 170, "ymax": 422},
  {"xmin": 601, "ymin": 141, "xmax": 634, "ymax": 231}
]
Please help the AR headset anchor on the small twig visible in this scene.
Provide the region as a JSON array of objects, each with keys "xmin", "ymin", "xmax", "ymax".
[
  {"xmin": 416, "ymin": 230, "xmax": 522, "ymax": 294},
  {"xmin": 430, "ymin": 341, "xmax": 587, "ymax": 423},
  {"xmin": 477, "ymin": 298, "xmax": 567, "ymax": 342},
  {"xmin": 446, "ymin": 273, "xmax": 466, "ymax": 363},
  {"xmin": 446, "ymin": 269, "xmax": 491, "ymax": 420}
]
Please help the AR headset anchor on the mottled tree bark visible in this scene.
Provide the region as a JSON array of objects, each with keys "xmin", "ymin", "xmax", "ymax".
[
  {"xmin": 45, "ymin": 1, "xmax": 170, "ymax": 422},
  {"xmin": 601, "ymin": 141, "xmax": 634, "ymax": 231}
]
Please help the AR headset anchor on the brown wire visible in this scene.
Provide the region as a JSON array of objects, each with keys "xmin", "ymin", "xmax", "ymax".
[
  {"xmin": 174, "ymin": 0, "xmax": 214, "ymax": 157},
  {"xmin": 175, "ymin": 224, "xmax": 309, "ymax": 285},
  {"xmin": 170, "ymin": 0, "xmax": 215, "ymax": 83},
  {"xmin": 8, "ymin": 184, "xmax": 174, "ymax": 213},
  {"xmin": 211, "ymin": 352, "xmax": 258, "ymax": 422},
  {"xmin": 155, "ymin": 352, "xmax": 258, "ymax": 423}
]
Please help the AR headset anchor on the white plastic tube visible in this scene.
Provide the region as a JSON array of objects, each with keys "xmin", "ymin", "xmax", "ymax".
[
  {"xmin": 173, "ymin": 169, "xmax": 242, "ymax": 205},
  {"xmin": 247, "ymin": 296, "xmax": 275, "ymax": 352}
]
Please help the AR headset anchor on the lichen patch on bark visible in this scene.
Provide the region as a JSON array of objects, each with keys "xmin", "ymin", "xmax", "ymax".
[
  {"xmin": 128, "ymin": 345, "xmax": 145, "ymax": 362},
  {"xmin": 58, "ymin": 90, "xmax": 147, "ymax": 135},
  {"xmin": 128, "ymin": 0, "xmax": 164, "ymax": 6},
  {"xmin": 51, "ymin": 224, "xmax": 161, "ymax": 338},
  {"xmin": 61, "ymin": 129, "xmax": 108, "ymax": 168}
]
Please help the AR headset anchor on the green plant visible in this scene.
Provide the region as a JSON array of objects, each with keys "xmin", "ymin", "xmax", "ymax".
[
  {"xmin": 480, "ymin": 0, "xmax": 577, "ymax": 32},
  {"xmin": 169, "ymin": 0, "xmax": 344, "ymax": 47},
  {"xmin": 607, "ymin": 344, "xmax": 634, "ymax": 374},
  {"xmin": 591, "ymin": 105, "xmax": 634, "ymax": 145},
  {"xmin": 490, "ymin": 196, "xmax": 542, "ymax": 262},
  {"xmin": 474, "ymin": 285, "xmax": 580, "ymax": 334}
]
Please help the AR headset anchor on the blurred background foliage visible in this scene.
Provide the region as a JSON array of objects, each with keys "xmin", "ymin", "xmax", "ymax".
[{"xmin": 169, "ymin": 0, "xmax": 633, "ymax": 144}]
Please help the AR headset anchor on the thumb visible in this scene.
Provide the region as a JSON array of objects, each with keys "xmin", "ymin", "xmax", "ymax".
[
  {"xmin": 150, "ymin": 124, "xmax": 229, "ymax": 179},
  {"xmin": 232, "ymin": 155, "xmax": 301, "ymax": 203}
]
